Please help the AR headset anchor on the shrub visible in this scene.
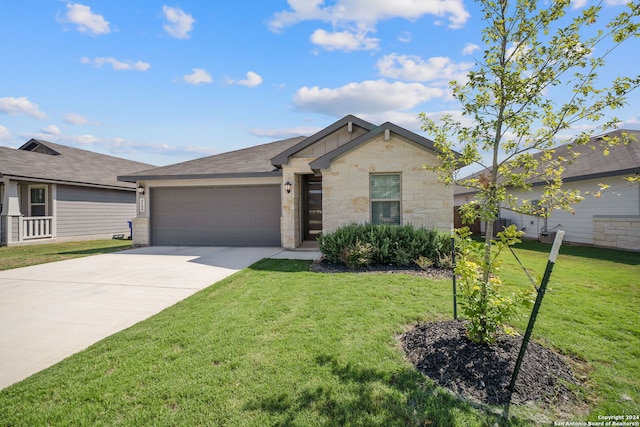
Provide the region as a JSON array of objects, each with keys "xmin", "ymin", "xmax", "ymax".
[
  {"xmin": 454, "ymin": 226, "xmax": 535, "ymax": 344},
  {"xmin": 414, "ymin": 256, "xmax": 434, "ymax": 270},
  {"xmin": 339, "ymin": 238, "xmax": 376, "ymax": 269},
  {"xmin": 318, "ymin": 223, "xmax": 450, "ymax": 268}
]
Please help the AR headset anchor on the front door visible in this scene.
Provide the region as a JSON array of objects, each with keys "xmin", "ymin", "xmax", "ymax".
[{"xmin": 303, "ymin": 175, "xmax": 322, "ymax": 241}]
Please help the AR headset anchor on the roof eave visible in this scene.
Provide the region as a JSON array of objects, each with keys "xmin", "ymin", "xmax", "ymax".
[
  {"xmin": 0, "ymin": 173, "xmax": 136, "ymax": 191},
  {"xmin": 532, "ymin": 167, "xmax": 640, "ymax": 186},
  {"xmin": 118, "ymin": 171, "xmax": 283, "ymax": 182}
]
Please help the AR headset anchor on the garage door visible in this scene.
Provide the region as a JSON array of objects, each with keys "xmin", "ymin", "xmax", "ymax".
[{"xmin": 151, "ymin": 186, "xmax": 281, "ymax": 246}]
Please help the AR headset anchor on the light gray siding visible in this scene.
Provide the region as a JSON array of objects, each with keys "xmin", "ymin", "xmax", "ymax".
[
  {"xmin": 56, "ymin": 185, "xmax": 136, "ymax": 238},
  {"xmin": 499, "ymin": 175, "xmax": 639, "ymax": 246}
]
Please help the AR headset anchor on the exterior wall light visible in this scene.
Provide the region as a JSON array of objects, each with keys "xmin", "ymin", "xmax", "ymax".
[
  {"xmin": 284, "ymin": 181, "xmax": 292, "ymax": 194},
  {"xmin": 137, "ymin": 185, "xmax": 145, "ymax": 195}
]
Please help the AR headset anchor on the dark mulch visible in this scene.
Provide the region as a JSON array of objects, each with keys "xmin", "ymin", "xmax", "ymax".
[
  {"xmin": 400, "ymin": 320, "xmax": 583, "ymax": 407},
  {"xmin": 310, "ymin": 259, "xmax": 452, "ymax": 280}
]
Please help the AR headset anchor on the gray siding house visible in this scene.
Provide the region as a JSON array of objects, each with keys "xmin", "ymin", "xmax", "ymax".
[
  {"xmin": 454, "ymin": 129, "xmax": 640, "ymax": 251},
  {"xmin": 0, "ymin": 139, "xmax": 154, "ymax": 246},
  {"xmin": 119, "ymin": 115, "xmax": 455, "ymax": 248}
]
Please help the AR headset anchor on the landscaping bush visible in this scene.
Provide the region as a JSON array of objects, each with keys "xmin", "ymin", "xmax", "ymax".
[
  {"xmin": 339, "ymin": 238, "xmax": 376, "ymax": 269},
  {"xmin": 318, "ymin": 223, "xmax": 450, "ymax": 268}
]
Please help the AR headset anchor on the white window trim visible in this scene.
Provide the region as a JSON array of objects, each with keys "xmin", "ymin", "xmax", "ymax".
[
  {"xmin": 370, "ymin": 173, "xmax": 402, "ymax": 225},
  {"xmin": 28, "ymin": 184, "xmax": 48, "ymax": 217}
]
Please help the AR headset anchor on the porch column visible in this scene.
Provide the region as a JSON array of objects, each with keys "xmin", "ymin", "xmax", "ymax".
[
  {"xmin": 51, "ymin": 184, "xmax": 57, "ymax": 238},
  {"xmin": 2, "ymin": 179, "xmax": 21, "ymax": 244},
  {"xmin": 133, "ymin": 181, "xmax": 150, "ymax": 246},
  {"xmin": 281, "ymin": 172, "xmax": 298, "ymax": 249}
]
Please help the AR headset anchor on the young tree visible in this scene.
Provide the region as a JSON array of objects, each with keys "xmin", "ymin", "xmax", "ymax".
[{"xmin": 421, "ymin": 0, "xmax": 639, "ymax": 343}]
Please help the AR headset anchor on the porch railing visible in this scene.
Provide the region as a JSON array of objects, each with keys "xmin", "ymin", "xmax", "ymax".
[{"xmin": 20, "ymin": 216, "xmax": 54, "ymax": 240}]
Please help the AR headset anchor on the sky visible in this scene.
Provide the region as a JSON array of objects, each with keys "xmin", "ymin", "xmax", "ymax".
[{"xmin": 1, "ymin": 0, "xmax": 639, "ymax": 167}]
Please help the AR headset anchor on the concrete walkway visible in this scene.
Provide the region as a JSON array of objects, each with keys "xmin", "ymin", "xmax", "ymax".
[{"xmin": 0, "ymin": 246, "xmax": 320, "ymax": 390}]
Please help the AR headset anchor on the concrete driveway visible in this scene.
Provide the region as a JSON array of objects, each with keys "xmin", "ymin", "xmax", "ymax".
[{"xmin": 0, "ymin": 246, "xmax": 319, "ymax": 390}]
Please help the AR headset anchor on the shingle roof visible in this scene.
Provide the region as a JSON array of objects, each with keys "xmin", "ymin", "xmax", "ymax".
[
  {"xmin": 118, "ymin": 136, "xmax": 307, "ymax": 182},
  {"xmin": 0, "ymin": 139, "xmax": 154, "ymax": 190},
  {"xmin": 556, "ymin": 129, "xmax": 640, "ymax": 180},
  {"xmin": 454, "ymin": 129, "xmax": 640, "ymax": 195}
]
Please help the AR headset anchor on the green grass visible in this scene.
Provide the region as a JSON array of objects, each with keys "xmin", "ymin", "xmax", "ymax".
[
  {"xmin": 501, "ymin": 240, "xmax": 640, "ymax": 418},
  {"xmin": 0, "ymin": 239, "xmax": 133, "ymax": 271},
  {"xmin": 0, "ymin": 242, "xmax": 638, "ymax": 426}
]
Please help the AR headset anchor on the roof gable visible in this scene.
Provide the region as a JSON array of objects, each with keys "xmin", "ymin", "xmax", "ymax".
[
  {"xmin": 309, "ymin": 122, "xmax": 442, "ymax": 170},
  {"xmin": 270, "ymin": 115, "xmax": 375, "ymax": 167},
  {"xmin": 20, "ymin": 139, "xmax": 61, "ymax": 155}
]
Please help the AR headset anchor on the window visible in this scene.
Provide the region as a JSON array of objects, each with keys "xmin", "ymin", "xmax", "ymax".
[
  {"xmin": 370, "ymin": 174, "xmax": 401, "ymax": 225},
  {"xmin": 29, "ymin": 186, "xmax": 47, "ymax": 216}
]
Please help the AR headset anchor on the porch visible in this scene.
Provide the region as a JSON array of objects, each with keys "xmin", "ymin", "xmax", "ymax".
[{"xmin": 1, "ymin": 180, "xmax": 57, "ymax": 246}]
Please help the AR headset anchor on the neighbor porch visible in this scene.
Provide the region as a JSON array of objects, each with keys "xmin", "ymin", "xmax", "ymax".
[{"xmin": 1, "ymin": 179, "xmax": 57, "ymax": 246}]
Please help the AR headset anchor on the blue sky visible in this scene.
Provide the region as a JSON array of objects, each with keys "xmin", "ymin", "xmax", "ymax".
[{"xmin": 1, "ymin": 0, "xmax": 638, "ymax": 166}]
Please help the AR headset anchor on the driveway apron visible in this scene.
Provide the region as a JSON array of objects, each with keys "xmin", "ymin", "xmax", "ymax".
[{"xmin": 0, "ymin": 246, "xmax": 285, "ymax": 390}]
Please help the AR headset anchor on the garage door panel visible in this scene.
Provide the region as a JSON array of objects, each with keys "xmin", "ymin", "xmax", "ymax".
[{"xmin": 151, "ymin": 186, "xmax": 281, "ymax": 246}]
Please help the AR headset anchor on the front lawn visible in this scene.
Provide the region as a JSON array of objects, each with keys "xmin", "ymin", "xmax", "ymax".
[
  {"xmin": 0, "ymin": 239, "xmax": 133, "ymax": 271},
  {"xmin": 0, "ymin": 242, "xmax": 637, "ymax": 426}
]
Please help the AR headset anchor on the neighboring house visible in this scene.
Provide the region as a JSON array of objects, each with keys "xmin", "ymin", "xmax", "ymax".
[
  {"xmin": 454, "ymin": 129, "xmax": 640, "ymax": 251},
  {"xmin": 118, "ymin": 115, "xmax": 454, "ymax": 248},
  {"xmin": 0, "ymin": 139, "xmax": 154, "ymax": 246}
]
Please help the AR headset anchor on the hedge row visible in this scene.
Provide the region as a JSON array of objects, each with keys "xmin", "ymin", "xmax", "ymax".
[{"xmin": 317, "ymin": 223, "xmax": 450, "ymax": 268}]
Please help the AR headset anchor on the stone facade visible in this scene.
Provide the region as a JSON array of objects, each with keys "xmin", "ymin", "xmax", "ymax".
[
  {"xmin": 281, "ymin": 158, "xmax": 316, "ymax": 248},
  {"xmin": 593, "ymin": 216, "xmax": 640, "ymax": 251},
  {"xmin": 280, "ymin": 131, "xmax": 452, "ymax": 248},
  {"xmin": 320, "ymin": 133, "xmax": 451, "ymax": 234}
]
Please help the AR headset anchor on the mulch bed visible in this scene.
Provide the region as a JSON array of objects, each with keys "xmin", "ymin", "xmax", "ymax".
[
  {"xmin": 310, "ymin": 261, "xmax": 584, "ymax": 409},
  {"xmin": 400, "ymin": 320, "xmax": 583, "ymax": 407}
]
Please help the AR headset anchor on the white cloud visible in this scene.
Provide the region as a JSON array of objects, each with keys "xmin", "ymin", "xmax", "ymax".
[
  {"xmin": 236, "ymin": 71, "xmax": 263, "ymax": 87},
  {"xmin": 81, "ymin": 57, "xmax": 150, "ymax": 71},
  {"xmin": 269, "ymin": 0, "xmax": 469, "ymax": 31},
  {"xmin": 80, "ymin": 136, "xmax": 216, "ymax": 158},
  {"xmin": 16, "ymin": 131, "xmax": 216, "ymax": 163},
  {"xmin": 250, "ymin": 126, "xmax": 321, "ymax": 139},
  {"xmin": 359, "ymin": 111, "xmax": 426, "ymax": 131},
  {"xmin": 72, "ymin": 134, "xmax": 101, "ymax": 145},
  {"xmin": 64, "ymin": 112, "xmax": 98, "ymax": 125},
  {"xmin": 422, "ymin": 109, "xmax": 475, "ymax": 128},
  {"xmin": 64, "ymin": 3, "xmax": 110, "ymax": 35},
  {"xmin": 618, "ymin": 116, "xmax": 640, "ymax": 130},
  {"xmin": 398, "ymin": 31, "xmax": 412, "ymax": 43},
  {"xmin": 0, "ymin": 96, "xmax": 47, "ymax": 119},
  {"xmin": 310, "ymin": 28, "xmax": 379, "ymax": 51},
  {"xmin": 462, "ymin": 43, "xmax": 480, "ymax": 55},
  {"xmin": 163, "ymin": 5, "xmax": 195, "ymax": 39},
  {"xmin": 293, "ymin": 80, "xmax": 445, "ymax": 116},
  {"xmin": 182, "ymin": 68, "xmax": 213, "ymax": 85},
  {"xmin": 376, "ymin": 54, "xmax": 473, "ymax": 84},
  {"xmin": 0, "ymin": 125, "xmax": 11, "ymax": 141},
  {"xmin": 42, "ymin": 125, "xmax": 61, "ymax": 135}
]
